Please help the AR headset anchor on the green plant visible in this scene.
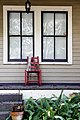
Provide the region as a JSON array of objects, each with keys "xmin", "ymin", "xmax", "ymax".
[{"xmin": 23, "ymin": 91, "xmax": 80, "ymax": 120}]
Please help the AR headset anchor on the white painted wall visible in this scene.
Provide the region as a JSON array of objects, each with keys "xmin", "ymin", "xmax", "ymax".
[
  {"xmin": 0, "ymin": 90, "xmax": 80, "ymax": 100},
  {"xmin": 20, "ymin": 90, "xmax": 80, "ymax": 100}
]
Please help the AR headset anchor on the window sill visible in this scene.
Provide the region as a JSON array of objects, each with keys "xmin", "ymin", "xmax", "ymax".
[
  {"xmin": 3, "ymin": 61, "xmax": 72, "ymax": 65},
  {"xmin": 40, "ymin": 62, "xmax": 72, "ymax": 65}
]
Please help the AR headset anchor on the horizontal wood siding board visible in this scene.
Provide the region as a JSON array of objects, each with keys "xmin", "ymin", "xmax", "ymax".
[
  {"xmin": 42, "ymin": 69, "xmax": 80, "ymax": 73},
  {"xmin": 0, "ymin": 68, "xmax": 80, "ymax": 73},
  {"xmin": 42, "ymin": 77, "xmax": 80, "ymax": 81},
  {"xmin": 1, "ymin": 64, "xmax": 80, "ymax": 69},
  {"xmin": 0, "ymin": 72, "xmax": 80, "ymax": 77}
]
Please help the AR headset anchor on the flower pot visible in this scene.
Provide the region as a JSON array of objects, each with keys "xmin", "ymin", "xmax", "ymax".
[{"xmin": 11, "ymin": 111, "xmax": 24, "ymax": 120}]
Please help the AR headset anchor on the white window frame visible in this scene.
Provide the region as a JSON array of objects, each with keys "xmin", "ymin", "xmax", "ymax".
[{"xmin": 3, "ymin": 6, "xmax": 72, "ymax": 64}]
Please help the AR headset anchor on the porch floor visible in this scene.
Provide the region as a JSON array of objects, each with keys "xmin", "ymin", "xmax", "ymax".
[{"xmin": 0, "ymin": 83, "xmax": 80, "ymax": 90}]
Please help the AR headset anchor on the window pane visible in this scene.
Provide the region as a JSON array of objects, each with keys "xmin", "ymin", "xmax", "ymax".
[
  {"xmin": 22, "ymin": 13, "xmax": 33, "ymax": 35},
  {"xmin": 22, "ymin": 37, "xmax": 33, "ymax": 59},
  {"xmin": 43, "ymin": 37, "xmax": 54, "ymax": 59},
  {"xmin": 55, "ymin": 13, "xmax": 66, "ymax": 35},
  {"xmin": 9, "ymin": 37, "xmax": 20, "ymax": 59},
  {"xmin": 43, "ymin": 13, "xmax": 54, "ymax": 35},
  {"xmin": 9, "ymin": 13, "xmax": 20, "ymax": 35},
  {"xmin": 55, "ymin": 37, "xmax": 66, "ymax": 59}
]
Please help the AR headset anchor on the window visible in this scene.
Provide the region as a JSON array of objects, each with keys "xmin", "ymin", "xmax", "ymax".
[
  {"xmin": 7, "ymin": 11, "xmax": 34, "ymax": 62},
  {"xmin": 3, "ymin": 6, "xmax": 72, "ymax": 64},
  {"xmin": 41, "ymin": 11, "xmax": 68, "ymax": 62}
]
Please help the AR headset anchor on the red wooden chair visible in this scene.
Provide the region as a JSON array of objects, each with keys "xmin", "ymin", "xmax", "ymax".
[{"xmin": 25, "ymin": 56, "xmax": 42, "ymax": 86}]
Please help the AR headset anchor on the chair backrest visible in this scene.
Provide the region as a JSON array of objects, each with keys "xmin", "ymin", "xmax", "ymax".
[
  {"xmin": 26, "ymin": 56, "xmax": 40, "ymax": 70},
  {"xmin": 29, "ymin": 56, "xmax": 39, "ymax": 70},
  {"xmin": 31, "ymin": 56, "xmax": 39, "ymax": 65}
]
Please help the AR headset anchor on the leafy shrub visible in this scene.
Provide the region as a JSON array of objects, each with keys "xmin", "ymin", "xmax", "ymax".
[{"xmin": 23, "ymin": 91, "xmax": 80, "ymax": 120}]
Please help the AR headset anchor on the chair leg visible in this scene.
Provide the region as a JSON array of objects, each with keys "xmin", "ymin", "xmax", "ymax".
[
  {"xmin": 38, "ymin": 70, "xmax": 42, "ymax": 86},
  {"xmin": 27, "ymin": 72, "xmax": 29, "ymax": 85},
  {"xmin": 25, "ymin": 70, "xmax": 27, "ymax": 85}
]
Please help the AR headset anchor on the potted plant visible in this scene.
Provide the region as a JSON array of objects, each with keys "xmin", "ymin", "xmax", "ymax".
[
  {"xmin": 6, "ymin": 104, "xmax": 24, "ymax": 120},
  {"xmin": 11, "ymin": 104, "xmax": 24, "ymax": 120}
]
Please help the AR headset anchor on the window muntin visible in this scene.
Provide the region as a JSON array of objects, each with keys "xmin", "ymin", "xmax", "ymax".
[
  {"xmin": 41, "ymin": 11, "xmax": 68, "ymax": 62},
  {"xmin": 8, "ymin": 11, "xmax": 34, "ymax": 62}
]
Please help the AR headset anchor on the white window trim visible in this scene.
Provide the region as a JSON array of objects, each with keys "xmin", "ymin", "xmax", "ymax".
[{"xmin": 3, "ymin": 6, "xmax": 72, "ymax": 65}]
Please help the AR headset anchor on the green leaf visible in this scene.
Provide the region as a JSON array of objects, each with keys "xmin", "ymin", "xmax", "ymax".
[
  {"xmin": 6, "ymin": 115, "xmax": 11, "ymax": 120},
  {"xmin": 27, "ymin": 110, "xmax": 34, "ymax": 120},
  {"xmin": 57, "ymin": 90, "xmax": 63, "ymax": 104},
  {"xmin": 54, "ymin": 115, "xmax": 65, "ymax": 120}
]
